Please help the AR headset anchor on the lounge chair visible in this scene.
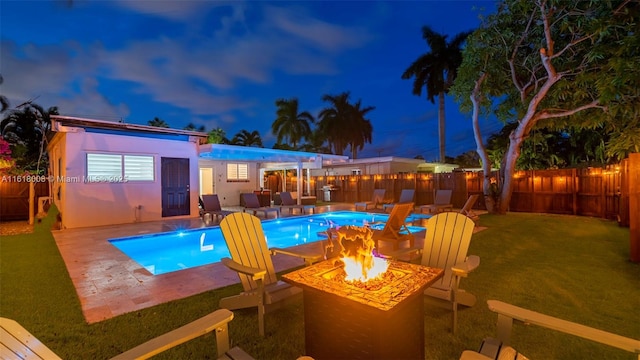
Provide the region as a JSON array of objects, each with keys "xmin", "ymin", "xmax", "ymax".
[
  {"xmin": 460, "ymin": 300, "xmax": 640, "ymax": 360},
  {"xmin": 354, "ymin": 188, "xmax": 386, "ymax": 211},
  {"xmin": 459, "ymin": 194, "xmax": 480, "ymax": 222},
  {"xmin": 371, "ymin": 202, "xmax": 416, "ymax": 251},
  {"xmin": 382, "ymin": 189, "xmax": 415, "ymax": 212},
  {"xmin": 201, "ymin": 194, "xmax": 233, "ymax": 221},
  {"xmin": 418, "ymin": 189, "xmax": 453, "ymax": 214},
  {"xmin": 241, "ymin": 193, "xmax": 280, "ymax": 219},
  {"xmin": 0, "ymin": 309, "xmax": 254, "ymax": 360},
  {"xmin": 277, "ymin": 191, "xmax": 315, "ymax": 215},
  {"xmin": 218, "ymin": 212, "xmax": 322, "ymax": 336},
  {"xmin": 385, "ymin": 212, "xmax": 478, "ymax": 334}
]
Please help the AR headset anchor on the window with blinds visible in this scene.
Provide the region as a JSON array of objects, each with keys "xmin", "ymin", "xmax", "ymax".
[
  {"xmin": 86, "ymin": 153, "xmax": 154, "ymax": 182},
  {"xmin": 226, "ymin": 163, "xmax": 249, "ymax": 182}
]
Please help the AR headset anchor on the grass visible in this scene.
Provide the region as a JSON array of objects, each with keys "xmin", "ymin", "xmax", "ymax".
[{"xmin": 1, "ymin": 207, "xmax": 639, "ymax": 359}]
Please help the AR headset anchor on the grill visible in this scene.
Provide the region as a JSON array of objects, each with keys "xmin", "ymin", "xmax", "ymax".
[
  {"xmin": 321, "ymin": 185, "xmax": 339, "ymax": 202},
  {"xmin": 283, "ymin": 260, "xmax": 443, "ymax": 360}
]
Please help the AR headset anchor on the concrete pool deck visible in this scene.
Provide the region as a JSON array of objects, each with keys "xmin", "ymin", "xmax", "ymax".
[{"xmin": 52, "ymin": 203, "xmax": 432, "ymax": 324}]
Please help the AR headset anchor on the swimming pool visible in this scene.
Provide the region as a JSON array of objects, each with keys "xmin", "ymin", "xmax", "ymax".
[{"xmin": 109, "ymin": 211, "xmax": 428, "ymax": 275}]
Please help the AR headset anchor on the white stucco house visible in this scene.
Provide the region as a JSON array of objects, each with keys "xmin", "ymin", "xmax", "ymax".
[
  {"xmin": 47, "ymin": 116, "xmax": 347, "ymax": 229},
  {"xmin": 48, "ymin": 116, "xmax": 207, "ymax": 229}
]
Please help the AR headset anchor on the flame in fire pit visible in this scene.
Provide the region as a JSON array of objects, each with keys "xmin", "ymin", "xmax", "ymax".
[{"xmin": 333, "ymin": 226, "xmax": 389, "ymax": 282}]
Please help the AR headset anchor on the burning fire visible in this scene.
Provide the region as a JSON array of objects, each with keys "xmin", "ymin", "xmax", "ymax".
[{"xmin": 333, "ymin": 226, "xmax": 389, "ymax": 282}]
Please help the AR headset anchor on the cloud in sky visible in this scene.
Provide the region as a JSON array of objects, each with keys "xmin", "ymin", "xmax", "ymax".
[{"xmin": 1, "ymin": 0, "xmax": 499, "ymax": 161}]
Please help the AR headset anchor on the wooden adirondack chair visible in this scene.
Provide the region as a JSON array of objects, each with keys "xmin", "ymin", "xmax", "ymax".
[
  {"xmin": 355, "ymin": 188, "xmax": 386, "ymax": 211},
  {"xmin": 371, "ymin": 202, "xmax": 416, "ymax": 250},
  {"xmin": 218, "ymin": 212, "xmax": 319, "ymax": 336},
  {"xmin": 460, "ymin": 300, "xmax": 640, "ymax": 360},
  {"xmin": 0, "ymin": 310, "xmax": 254, "ymax": 360},
  {"xmin": 384, "ymin": 212, "xmax": 478, "ymax": 334},
  {"xmin": 459, "ymin": 194, "xmax": 480, "ymax": 222},
  {"xmin": 241, "ymin": 193, "xmax": 280, "ymax": 219},
  {"xmin": 418, "ymin": 189, "xmax": 453, "ymax": 214},
  {"xmin": 277, "ymin": 191, "xmax": 315, "ymax": 215},
  {"xmin": 382, "ymin": 189, "xmax": 415, "ymax": 212}
]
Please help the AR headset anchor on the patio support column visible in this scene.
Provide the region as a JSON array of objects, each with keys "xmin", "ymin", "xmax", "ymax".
[
  {"xmin": 306, "ymin": 168, "xmax": 311, "ymax": 196},
  {"xmin": 296, "ymin": 161, "xmax": 303, "ymax": 205}
]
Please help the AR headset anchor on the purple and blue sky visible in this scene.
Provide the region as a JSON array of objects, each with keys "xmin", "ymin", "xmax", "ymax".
[{"xmin": 1, "ymin": 0, "xmax": 503, "ymax": 160}]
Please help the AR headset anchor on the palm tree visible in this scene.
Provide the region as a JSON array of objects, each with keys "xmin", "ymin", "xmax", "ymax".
[
  {"xmin": 318, "ymin": 92, "xmax": 351, "ymax": 155},
  {"xmin": 271, "ymin": 98, "xmax": 314, "ymax": 149},
  {"xmin": 183, "ymin": 123, "xmax": 205, "ymax": 132},
  {"xmin": 346, "ymin": 99, "xmax": 374, "ymax": 159},
  {"xmin": 147, "ymin": 117, "xmax": 170, "ymax": 128},
  {"xmin": 206, "ymin": 127, "xmax": 229, "ymax": 144},
  {"xmin": 231, "ymin": 129, "xmax": 263, "ymax": 147},
  {"xmin": 402, "ymin": 26, "xmax": 471, "ymax": 163}
]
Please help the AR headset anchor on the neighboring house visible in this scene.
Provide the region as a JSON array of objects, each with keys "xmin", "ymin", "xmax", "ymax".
[
  {"xmin": 48, "ymin": 116, "xmax": 207, "ymax": 229},
  {"xmin": 311, "ymin": 156, "xmax": 458, "ymax": 176}
]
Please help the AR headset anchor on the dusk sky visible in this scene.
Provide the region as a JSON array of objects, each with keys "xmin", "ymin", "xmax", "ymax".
[{"xmin": 1, "ymin": 0, "xmax": 504, "ymax": 161}]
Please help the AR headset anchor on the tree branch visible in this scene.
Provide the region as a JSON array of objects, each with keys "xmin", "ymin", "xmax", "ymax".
[{"xmin": 538, "ymin": 100, "xmax": 605, "ymax": 120}]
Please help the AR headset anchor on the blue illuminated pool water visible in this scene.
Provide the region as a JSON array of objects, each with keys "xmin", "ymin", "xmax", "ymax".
[{"xmin": 109, "ymin": 211, "xmax": 428, "ymax": 275}]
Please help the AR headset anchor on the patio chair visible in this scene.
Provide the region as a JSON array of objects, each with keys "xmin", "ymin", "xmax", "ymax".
[
  {"xmin": 277, "ymin": 191, "xmax": 315, "ymax": 215},
  {"xmin": 218, "ymin": 212, "xmax": 322, "ymax": 336},
  {"xmin": 0, "ymin": 309, "xmax": 254, "ymax": 360},
  {"xmin": 459, "ymin": 194, "xmax": 480, "ymax": 222},
  {"xmin": 201, "ymin": 194, "xmax": 233, "ymax": 221},
  {"xmin": 382, "ymin": 189, "xmax": 416, "ymax": 212},
  {"xmin": 385, "ymin": 212, "xmax": 478, "ymax": 334},
  {"xmin": 459, "ymin": 300, "xmax": 640, "ymax": 360},
  {"xmin": 355, "ymin": 188, "xmax": 386, "ymax": 211},
  {"xmin": 241, "ymin": 193, "xmax": 280, "ymax": 219},
  {"xmin": 418, "ymin": 189, "xmax": 453, "ymax": 214},
  {"xmin": 371, "ymin": 202, "xmax": 416, "ymax": 251}
]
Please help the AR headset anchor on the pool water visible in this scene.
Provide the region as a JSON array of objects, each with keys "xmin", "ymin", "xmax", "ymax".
[{"xmin": 109, "ymin": 211, "xmax": 428, "ymax": 275}]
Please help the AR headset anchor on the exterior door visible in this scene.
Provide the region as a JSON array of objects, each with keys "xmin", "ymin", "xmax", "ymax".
[{"xmin": 161, "ymin": 157, "xmax": 190, "ymax": 217}]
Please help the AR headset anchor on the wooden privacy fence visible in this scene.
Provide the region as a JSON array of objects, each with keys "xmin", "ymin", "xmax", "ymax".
[
  {"xmin": 272, "ymin": 163, "xmax": 628, "ymax": 223},
  {"xmin": 0, "ymin": 181, "xmax": 50, "ymax": 221}
]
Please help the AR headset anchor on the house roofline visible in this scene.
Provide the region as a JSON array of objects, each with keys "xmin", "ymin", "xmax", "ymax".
[{"xmin": 50, "ymin": 115, "xmax": 208, "ymax": 139}]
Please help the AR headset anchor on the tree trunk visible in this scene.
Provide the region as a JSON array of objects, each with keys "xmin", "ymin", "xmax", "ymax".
[{"xmin": 438, "ymin": 92, "xmax": 446, "ymax": 163}]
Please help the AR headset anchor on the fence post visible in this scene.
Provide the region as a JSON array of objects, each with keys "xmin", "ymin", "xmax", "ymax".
[
  {"xmin": 28, "ymin": 181, "xmax": 35, "ymax": 225},
  {"xmin": 629, "ymin": 153, "xmax": 640, "ymax": 262}
]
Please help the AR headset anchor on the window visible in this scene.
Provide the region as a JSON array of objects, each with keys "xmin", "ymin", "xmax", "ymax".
[
  {"xmin": 86, "ymin": 153, "xmax": 154, "ymax": 182},
  {"xmin": 227, "ymin": 163, "xmax": 249, "ymax": 182}
]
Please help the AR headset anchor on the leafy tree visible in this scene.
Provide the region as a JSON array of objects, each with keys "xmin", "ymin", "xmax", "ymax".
[
  {"xmin": 451, "ymin": 0, "xmax": 640, "ymax": 213},
  {"xmin": 272, "ymin": 98, "xmax": 314, "ymax": 149},
  {"xmin": 454, "ymin": 150, "xmax": 481, "ymax": 168},
  {"xmin": 230, "ymin": 129, "xmax": 263, "ymax": 147},
  {"xmin": 147, "ymin": 117, "xmax": 170, "ymax": 128},
  {"xmin": 402, "ymin": 26, "xmax": 472, "ymax": 163},
  {"xmin": 1, "ymin": 102, "xmax": 58, "ymax": 174},
  {"xmin": 183, "ymin": 123, "xmax": 205, "ymax": 132},
  {"xmin": 206, "ymin": 127, "xmax": 229, "ymax": 144},
  {"xmin": 318, "ymin": 92, "xmax": 374, "ymax": 158}
]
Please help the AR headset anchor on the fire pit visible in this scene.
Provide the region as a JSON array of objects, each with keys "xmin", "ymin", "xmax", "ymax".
[{"xmin": 282, "ymin": 226, "xmax": 443, "ymax": 360}]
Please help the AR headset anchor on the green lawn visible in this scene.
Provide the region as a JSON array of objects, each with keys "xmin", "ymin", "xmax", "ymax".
[{"xmin": 1, "ymin": 208, "xmax": 639, "ymax": 359}]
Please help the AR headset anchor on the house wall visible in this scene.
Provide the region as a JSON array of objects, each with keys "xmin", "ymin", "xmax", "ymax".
[
  {"xmin": 198, "ymin": 159, "xmax": 260, "ymax": 207},
  {"xmin": 52, "ymin": 130, "xmax": 201, "ymax": 229}
]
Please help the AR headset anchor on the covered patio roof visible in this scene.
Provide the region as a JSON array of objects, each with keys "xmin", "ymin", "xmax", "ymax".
[{"xmin": 198, "ymin": 143, "xmax": 348, "ymax": 169}]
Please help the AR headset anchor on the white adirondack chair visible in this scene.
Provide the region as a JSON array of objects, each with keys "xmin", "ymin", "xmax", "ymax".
[
  {"xmin": 0, "ymin": 309, "xmax": 254, "ymax": 360},
  {"xmin": 460, "ymin": 300, "xmax": 640, "ymax": 360}
]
